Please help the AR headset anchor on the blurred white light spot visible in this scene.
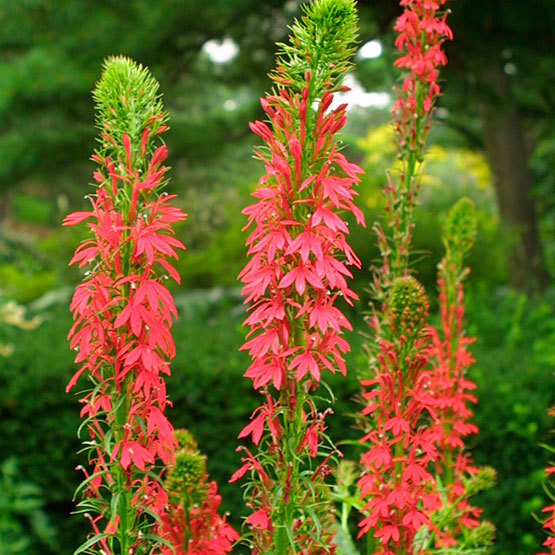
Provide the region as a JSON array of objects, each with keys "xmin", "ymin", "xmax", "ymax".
[
  {"xmin": 330, "ymin": 74, "xmax": 391, "ymax": 110},
  {"xmin": 504, "ymin": 62, "xmax": 517, "ymax": 76},
  {"xmin": 284, "ymin": 0, "xmax": 298, "ymax": 12},
  {"xmin": 435, "ymin": 107, "xmax": 449, "ymax": 119},
  {"xmin": 502, "ymin": 48, "xmax": 513, "ymax": 60},
  {"xmin": 203, "ymin": 38, "xmax": 238, "ymax": 64},
  {"xmin": 358, "ymin": 40, "xmax": 382, "ymax": 59},
  {"xmin": 223, "ymin": 99, "xmax": 238, "ymax": 111}
]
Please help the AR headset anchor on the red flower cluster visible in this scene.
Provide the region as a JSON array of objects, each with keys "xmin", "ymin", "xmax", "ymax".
[
  {"xmin": 234, "ymin": 73, "xmax": 364, "ymax": 551},
  {"xmin": 239, "ymin": 83, "xmax": 364, "ymax": 397},
  {"xmin": 358, "ymin": 278, "xmax": 441, "ymax": 553},
  {"xmin": 393, "ymin": 0, "xmax": 452, "ymax": 116},
  {"xmin": 428, "ymin": 278, "xmax": 483, "ymax": 541},
  {"xmin": 153, "ymin": 480, "xmax": 238, "ymax": 555},
  {"xmin": 537, "ymin": 407, "xmax": 555, "ymax": 555},
  {"xmin": 64, "ymin": 113, "xmax": 186, "ymax": 542}
]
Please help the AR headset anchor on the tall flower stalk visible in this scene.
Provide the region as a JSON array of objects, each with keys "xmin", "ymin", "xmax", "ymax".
[
  {"xmin": 358, "ymin": 275, "xmax": 438, "ymax": 554},
  {"xmin": 64, "ymin": 57, "xmax": 186, "ymax": 554},
  {"xmin": 420, "ymin": 199, "xmax": 494, "ymax": 551},
  {"xmin": 358, "ymin": 0, "xmax": 455, "ymax": 553},
  {"xmin": 231, "ymin": 1, "xmax": 364, "ymax": 552}
]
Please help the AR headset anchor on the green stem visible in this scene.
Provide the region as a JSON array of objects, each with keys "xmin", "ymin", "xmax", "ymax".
[
  {"xmin": 391, "ymin": 78, "xmax": 426, "ymax": 279},
  {"xmin": 444, "ymin": 449, "xmax": 454, "ymax": 486},
  {"xmin": 442, "ymin": 266, "xmax": 460, "ymax": 486},
  {"xmin": 113, "ymin": 381, "xmax": 131, "ymax": 553}
]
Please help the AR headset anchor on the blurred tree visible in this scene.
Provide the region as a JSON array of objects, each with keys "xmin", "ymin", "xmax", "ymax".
[
  {"xmin": 0, "ymin": 0, "xmax": 290, "ymax": 195},
  {"xmin": 0, "ymin": 0, "xmax": 552, "ymax": 290},
  {"xmin": 445, "ymin": 0, "xmax": 553, "ymax": 290}
]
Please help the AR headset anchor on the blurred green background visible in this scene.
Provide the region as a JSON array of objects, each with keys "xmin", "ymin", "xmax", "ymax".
[{"xmin": 0, "ymin": 1, "xmax": 553, "ymax": 553}]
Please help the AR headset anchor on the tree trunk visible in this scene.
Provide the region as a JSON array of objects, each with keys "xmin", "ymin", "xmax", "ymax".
[{"xmin": 476, "ymin": 59, "xmax": 549, "ymax": 291}]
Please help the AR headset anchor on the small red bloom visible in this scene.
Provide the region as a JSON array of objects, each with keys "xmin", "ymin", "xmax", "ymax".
[{"xmin": 246, "ymin": 509, "xmax": 270, "ymax": 530}]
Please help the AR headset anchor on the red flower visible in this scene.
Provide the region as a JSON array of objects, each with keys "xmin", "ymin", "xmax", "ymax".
[
  {"xmin": 246, "ymin": 509, "xmax": 270, "ymax": 530},
  {"xmin": 65, "ymin": 58, "xmax": 187, "ymax": 552},
  {"xmin": 237, "ymin": 61, "xmax": 364, "ymax": 555},
  {"xmin": 537, "ymin": 407, "xmax": 555, "ymax": 554},
  {"xmin": 153, "ymin": 481, "xmax": 239, "ymax": 555}
]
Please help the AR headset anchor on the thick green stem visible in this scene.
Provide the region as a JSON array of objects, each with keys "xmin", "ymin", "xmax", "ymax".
[{"xmin": 274, "ymin": 313, "xmax": 306, "ymax": 553}]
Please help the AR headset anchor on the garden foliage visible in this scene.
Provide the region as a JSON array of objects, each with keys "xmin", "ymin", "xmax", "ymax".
[{"xmin": 0, "ymin": 1, "xmax": 553, "ymax": 554}]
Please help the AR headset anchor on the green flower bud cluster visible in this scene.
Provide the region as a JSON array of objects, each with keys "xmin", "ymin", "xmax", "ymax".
[
  {"xmin": 93, "ymin": 56, "xmax": 168, "ymax": 156},
  {"xmin": 164, "ymin": 428, "xmax": 207, "ymax": 507},
  {"xmin": 270, "ymin": 0, "xmax": 358, "ymax": 96},
  {"xmin": 466, "ymin": 520, "xmax": 496, "ymax": 548},
  {"xmin": 465, "ymin": 465, "xmax": 496, "ymax": 496},
  {"xmin": 443, "ymin": 197, "xmax": 477, "ymax": 258},
  {"xmin": 389, "ymin": 276, "xmax": 429, "ymax": 334},
  {"xmin": 173, "ymin": 428, "xmax": 199, "ymax": 453}
]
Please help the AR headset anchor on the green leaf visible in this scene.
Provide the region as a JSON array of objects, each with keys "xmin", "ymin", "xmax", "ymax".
[
  {"xmin": 333, "ymin": 525, "xmax": 361, "ymax": 555},
  {"xmin": 305, "ymin": 505, "xmax": 322, "ymax": 536},
  {"xmin": 74, "ymin": 531, "xmax": 110, "ymax": 554}
]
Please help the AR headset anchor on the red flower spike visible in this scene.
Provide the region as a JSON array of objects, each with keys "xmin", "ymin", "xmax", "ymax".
[
  {"xmin": 235, "ymin": 11, "xmax": 364, "ymax": 552},
  {"xmin": 229, "ymin": 1, "xmax": 365, "ymax": 549},
  {"xmin": 66, "ymin": 57, "xmax": 192, "ymax": 554},
  {"xmin": 391, "ymin": 0, "xmax": 453, "ymax": 154},
  {"xmin": 420, "ymin": 198, "xmax": 493, "ymax": 546},
  {"xmin": 358, "ymin": 0, "xmax": 456, "ymax": 550},
  {"xmin": 358, "ymin": 332, "xmax": 438, "ymax": 549}
]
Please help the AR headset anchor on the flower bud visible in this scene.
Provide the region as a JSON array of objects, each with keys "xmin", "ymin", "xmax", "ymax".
[
  {"xmin": 389, "ymin": 276, "xmax": 429, "ymax": 333},
  {"xmin": 443, "ymin": 197, "xmax": 477, "ymax": 257},
  {"xmin": 164, "ymin": 430, "xmax": 207, "ymax": 505},
  {"xmin": 173, "ymin": 428, "xmax": 199, "ymax": 453}
]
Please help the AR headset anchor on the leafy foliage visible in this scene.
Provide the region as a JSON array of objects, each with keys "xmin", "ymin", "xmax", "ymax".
[
  {"xmin": 0, "ymin": 457, "xmax": 58, "ymax": 554},
  {"xmin": 463, "ymin": 288, "xmax": 555, "ymax": 554}
]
